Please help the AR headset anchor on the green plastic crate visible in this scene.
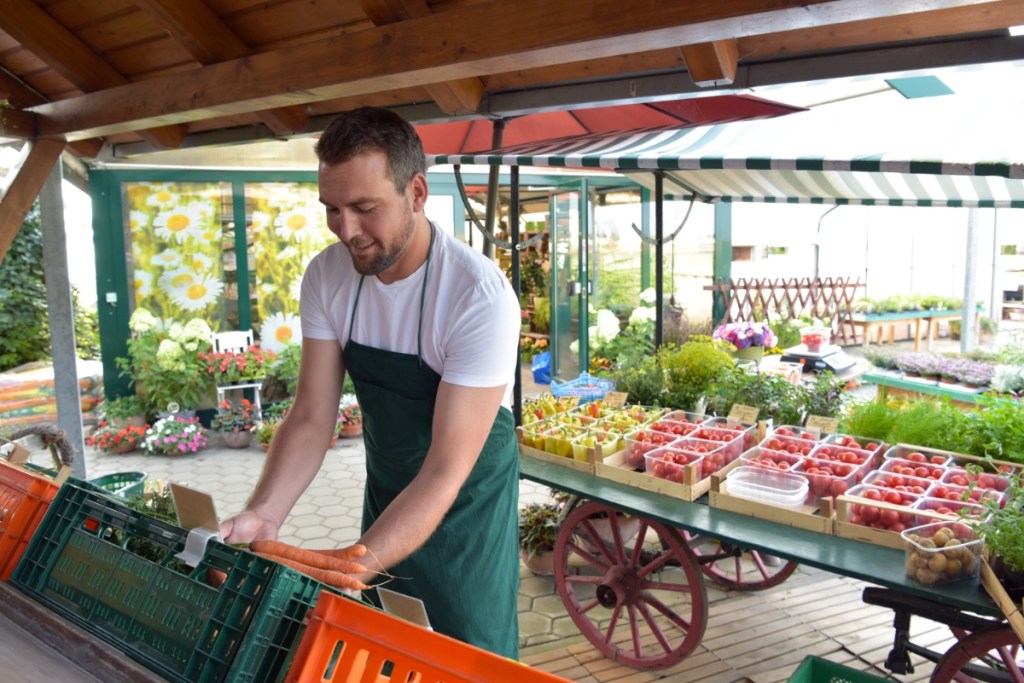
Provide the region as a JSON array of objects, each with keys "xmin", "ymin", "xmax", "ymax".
[
  {"xmin": 788, "ymin": 656, "xmax": 891, "ymax": 683},
  {"xmin": 88, "ymin": 471, "xmax": 147, "ymax": 498},
  {"xmin": 10, "ymin": 480, "xmax": 326, "ymax": 683}
]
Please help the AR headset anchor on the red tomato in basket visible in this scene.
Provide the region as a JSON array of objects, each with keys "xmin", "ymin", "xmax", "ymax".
[{"xmin": 906, "ymin": 452, "xmax": 926, "ymax": 463}]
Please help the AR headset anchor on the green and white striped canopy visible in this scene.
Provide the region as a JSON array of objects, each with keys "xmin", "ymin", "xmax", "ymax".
[{"xmin": 429, "ymin": 91, "xmax": 1024, "ymax": 208}]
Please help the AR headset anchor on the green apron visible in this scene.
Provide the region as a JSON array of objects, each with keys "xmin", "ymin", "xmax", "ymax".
[{"xmin": 341, "ymin": 226, "xmax": 520, "ymax": 658}]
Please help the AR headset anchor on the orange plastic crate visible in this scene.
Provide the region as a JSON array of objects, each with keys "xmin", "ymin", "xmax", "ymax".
[
  {"xmin": 0, "ymin": 459, "xmax": 61, "ymax": 581},
  {"xmin": 286, "ymin": 591, "xmax": 570, "ymax": 682}
]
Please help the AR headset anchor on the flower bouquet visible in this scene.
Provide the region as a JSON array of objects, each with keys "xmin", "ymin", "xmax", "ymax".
[
  {"xmin": 712, "ymin": 321, "xmax": 777, "ymax": 352},
  {"xmin": 86, "ymin": 422, "xmax": 148, "ymax": 454},
  {"xmin": 142, "ymin": 415, "xmax": 208, "ymax": 456}
]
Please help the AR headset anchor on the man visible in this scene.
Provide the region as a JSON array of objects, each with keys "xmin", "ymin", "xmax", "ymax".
[{"xmin": 221, "ymin": 107, "xmax": 522, "ymax": 657}]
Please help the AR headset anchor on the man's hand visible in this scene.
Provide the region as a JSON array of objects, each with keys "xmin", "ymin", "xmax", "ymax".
[{"xmin": 220, "ymin": 509, "xmax": 281, "ymax": 544}]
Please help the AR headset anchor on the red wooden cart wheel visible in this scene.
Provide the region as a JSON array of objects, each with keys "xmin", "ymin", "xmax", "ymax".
[
  {"xmin": 553, "ymin": 502, "xmax": 708, "ymax": 670},
  {"xmin": 930, "ymin": 624, "xmax": 1023, "ymax": 683},
  {"xmin": 682, "ymin": 531, "xmax": 798, "ymax": 591}
]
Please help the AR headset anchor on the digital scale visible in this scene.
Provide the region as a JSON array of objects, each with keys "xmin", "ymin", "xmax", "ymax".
[{"xmin": 779, "ymin": 344, "xmax": 857, "ymax": 374}]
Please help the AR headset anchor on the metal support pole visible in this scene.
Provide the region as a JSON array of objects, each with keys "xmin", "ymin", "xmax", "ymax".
[
  {"xmin": 654, "ymin": 172, "xmax": 664, "ymax": 349},
  {"xmin": 511, "ymin": 165, "xmax": 523, "ymax": 427},
  {"xmin": 961, "ymin": 208, "xmax": 979, "ymax": 353},
  {"xmin": 40, "ymin": 163, "xmax": 87, "ymax": 479},
  {"xmin": 482, "ymin": 119, "xmax": 506, "ymax": 259}
]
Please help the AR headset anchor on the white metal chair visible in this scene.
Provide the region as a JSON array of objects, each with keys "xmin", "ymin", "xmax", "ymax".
[{"xmin": 211, "ymin": 329, "xmax": 264, "ymax": 415}]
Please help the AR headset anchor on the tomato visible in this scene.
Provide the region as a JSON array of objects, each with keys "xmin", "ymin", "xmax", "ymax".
[
  {"xmin": 930, "ymin": 455, "xmax": 947, "ymax": 465},
  {"xmin": 879, "ymin": 509, "xmax": 899, "ymax": 525},
  {"xmin": 913, "ymin": 466, "xmax": 929, "ymax": 479},
  {"xmin": 906, "ymin": 452, "xmax": 926, "ymax": 463},
  {"xmin": 883, "ymin": 490, "xmax": 902, "ymax": 505},
  {"xmin": 863, "ymin": 488, "xmax": 882, "ymax": 501},
  {"xmin": 860, "ymin": 506, "xmax": 880, "ymax": 522},
  {"xmin": 830, "ymin": 480, "xmax": 848, "ymax": 497},
  {"xmin": 775, "ymin": 427, "xmax": 793, "ymax": 436}
]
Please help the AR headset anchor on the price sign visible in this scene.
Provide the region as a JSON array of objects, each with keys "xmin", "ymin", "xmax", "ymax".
[
  {"xmin": 805, "ymin": 415, "xmax": 839, "ymax": 434},
  {"xmin": 728, "ymin": 404, "xmax": 759, "ymax": 425},
  {"xmin": 603, "ymin": 391, "xmax": 629, "ymax": 408}
]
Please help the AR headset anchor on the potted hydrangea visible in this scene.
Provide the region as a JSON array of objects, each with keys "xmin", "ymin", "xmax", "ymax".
[
  {"xmin": 142, "ymin": 415, "xmax": 208, "ymax": 456},
  {"xmin": 711, "ymin": 321, "xmax": 777, "ymax": 362}
]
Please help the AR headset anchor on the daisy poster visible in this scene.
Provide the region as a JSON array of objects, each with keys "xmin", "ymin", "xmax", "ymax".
[
  {"xmin": 247, "ymin": 182, "xmax": 334, "ymax": 352},
  {"xmin": 123, "ymin": 181, "xmax": 229, "ymax": 328}
]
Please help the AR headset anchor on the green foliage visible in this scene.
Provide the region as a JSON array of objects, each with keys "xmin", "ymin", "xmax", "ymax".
[
  {"xmin": 658, "ymin": 340, "xmax": 735, "ymax": 412},
  {"xmin": 972, "ymin": 466, "xmax": 1024, "ymax": 572},
  {"xmin": 838, "ymin": 399, "xmax": 899, "ymax": 441},
  {"xmin": 801, "ymin": 371, "xmax": 848, "ymax": 419},
  {"xmin": 887, "ymin": 399, "xmax": 967, "ymax": 451},
  {"xmin": 609, "ymin": 355, "xmax": 665, "ymax": 406},
  {"xmin": 595, "ymin": 263, "xmax": 642, "ymax": 318},
  {"xmin": 531, "ymin": 297, "xmax": 550, "ymax": 334},
  {"xmin": 0, "ymin": 207, "xmax": 49, "ymax": 370},
  {"xmin": 770, "ymin": 318, "xmax": 803, "ymax": 349},
  {"xmin": 594, "ymin": 318, "xmax": 654, "ymax": 369},
  {"xmin": 72, "ymin": 286, "xmax": 101, "ymax": 360},
  {"xmin": 957, "ymin": 394, "xmax": 1024, "ymax": 462},
  {"xmin": 860, "ymin": 345, "xmax": 899, "ymax": 370},
  {"xmin": 102, "ymin": 394, "xmax": 146, "ymax": 421},
  {"xmin": 708, "ymin": 369, "xmax": 806, "ymax": 425},
  {"xmin": 264, "ymin": 341, "xmax": 302, "ymax": 399},
  {"xmin": 518, "ymin": 502, "xmax": 561, "ymax": 556}
]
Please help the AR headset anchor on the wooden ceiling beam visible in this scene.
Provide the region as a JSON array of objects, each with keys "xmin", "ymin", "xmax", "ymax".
[
  {"xmin": 29, "ymin": 0, "xmax": 1008, "ymax": 140},
  {"xmin": 134, "ymin": 0, "xmax": 309, "ymax": 135},
  {"xmin": 0, "ymin": 138, "xmax": 66, "ymax": 264},
  {"xmin": 681, "ymin": 40, "xmax": 740, "ymax": 87},
  {"xmin": 0, "ymin": 0, "xmax": 186, "ymax": 148},
  {"xmin": 355, "ymin": 0, "xmax": 484, "ymax": 114}
]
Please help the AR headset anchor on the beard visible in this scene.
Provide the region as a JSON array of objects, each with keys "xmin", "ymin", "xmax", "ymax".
[{"xmin": 349, "ymin": 207, "xmax": 416, "ymax": 276}]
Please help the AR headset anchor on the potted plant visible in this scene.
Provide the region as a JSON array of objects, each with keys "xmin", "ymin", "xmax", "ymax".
[
  {"xmin": 102, "ymin": 395, "xmax": 147, "ymax": 428},
  {"xmin": 658, "ymin": 338, "xmax": 735, "ymax": 412},
  {"xmin": 970, "ymin": 465, "xmax": 1024, "ymax": 600},
  {"xmin": 711, "ymin": 320, "xmax": 777, "ymax": 362},
  {"xmin": 262, "ymin": 342, "xmax": 302, "ymax": 401},
  {"xmin": 86, "ymin": 422, "xmax": 148, "ymax": 454},
  {"xmin": 142, "ymin": 414, "xmax": 208, "ymax": 456},
  {"xmin": 337, "ymin": 395, "xmax": 363, "ymax": 438},
  {"xmin": 210, "ymin": 398, "xmax": 258, "ymax": 448},
  {"xmin": 519, "ymin": 501, "xmax": 561, "ymax": 575},
  {"xmin": 253, "ymin": 418, "xmax": 282, "ymax": 452},
  {"xmin": 116, "ymin": 309, "xmax": 216, "ymax": 419},
  {"xmin": 199, "ymin": 345, "xmax": 276, "ymax": 385}
]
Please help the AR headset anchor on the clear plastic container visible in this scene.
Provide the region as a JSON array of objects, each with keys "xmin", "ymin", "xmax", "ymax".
[
  {"xmin": 699, "ymin": 418, "xmax": 757, "ymax": 449},
  {"xmin": 902, "ymin": 521, "xmax": 983, "ymax": 585},
  {"xmin": 660, "ymin": 410, "xmax": 709, "ymax": 425},
  {"xmin": 863, "ymin": 470, "xmax": 932, "ymax": 496},
  {"xmin": 540, "ymin": 423, "xmax": 588, "ymax": 457},
  {"xmin": 811, "ymin": 442, "xmax": 875, "ymax": 469},
  {"xmin": 793, "ymin": 456, "xmax": 862, "ymax": 503},
  {"xmin": 879, "ymin": 457, "xmax": 946, "ymax": 482},
  {"xmin": 800, "ymin": 326, "xmax": 832, "ymax": 353},
  {"xmin": 926, "ymin": 481, "xmax": 1005, "ymax": 508},
  {"xmin": 673, "ymin": 436, "xmax": 732, "ymax": 478},
  {"xmin": 648, "ymin": 419, "xmax": 700, "ymax": 438},
  {"xmin": 725, "ymin": 466, "xmax": 809, "ymax": 509},
  {"xmin": 884, "ymin": 445, "xmax": 952, "ymax": 467},
  {"xmin": 739, "ymin": 446, "xmax": 804, "ymax": 472},
  {"xmin": 842, "ymin": 484, "xmax": 920, "ymax": 533},
  {"xmin": 912, "ymin": 496, "xmax": 989, "ymax": 523},
  {"xmin": 691, "ymin": 425, "xmax": 751, "ymax": 458},
  {"xmin": 770, "ymin": 424, "xmax": 822, "ymax": 441},
  {"xmin": 644, "ymin": 446, "xmax": 705, "ymax": 484},
  {"xmin": 622, "ymin": 429, "xmax": 679, "ymax": 470},
  {"xmin": 823, "ymin": 433, "xmax": 885, "ymax": 457},
  {"xmin": 942, "ymin": 466, "xmax": 1013, "ymax": 493},
  {"xmin": 759, "ymin": 434, "xmax": 816, "ymax": 457},
  {"xmin": 570, "ymin": 429, "xmax": 622, "ymax": 462}
]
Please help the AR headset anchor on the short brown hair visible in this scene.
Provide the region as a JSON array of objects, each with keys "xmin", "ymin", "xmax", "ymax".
[{"xmin": 314, "ymin": 107, "xmax": 426, "ymax": 191}]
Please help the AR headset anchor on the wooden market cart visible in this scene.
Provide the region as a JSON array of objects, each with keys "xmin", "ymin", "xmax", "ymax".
[{"xmin": 519, "ymin": 454, "xmax": 1023, "ymax": 681}]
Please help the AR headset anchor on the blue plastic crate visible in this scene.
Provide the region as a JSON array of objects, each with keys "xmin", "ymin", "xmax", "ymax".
[{"xmin": 550, "ymin": 372, "xmax": 615, "ymax": 403}]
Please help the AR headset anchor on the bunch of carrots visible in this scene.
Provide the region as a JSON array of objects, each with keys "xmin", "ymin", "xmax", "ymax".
[{"xmin": 251, "ymin": 539, "xmax": 371, "ymax": 591}]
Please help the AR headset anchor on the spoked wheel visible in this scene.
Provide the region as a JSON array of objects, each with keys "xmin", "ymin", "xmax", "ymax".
[
  {"xmin": 683, "ymin": 530, "xmax": 798, "ymax": 590},
  {"xmin": 930, "ymin": 624, "xmax": 1024, "ymax": 683},
  {"xmin": 553, "ymin": 502, "xmax": 708, "ymax": 670}
]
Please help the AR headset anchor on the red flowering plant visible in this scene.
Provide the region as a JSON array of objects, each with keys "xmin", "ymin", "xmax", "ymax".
[
  {"xmin": 86, "ymin": 421, "xmax": 148, "ymax": 453},
  {"xmin": 210, "ymin": 398, "xmax": 258, "ymax": 433},
  {"xmin": 199, "ymin": 345, "xmax": 276, "ymax": 385}
]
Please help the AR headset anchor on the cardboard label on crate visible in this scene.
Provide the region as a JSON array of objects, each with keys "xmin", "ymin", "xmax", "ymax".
[
  {"xmin": 54, "ymin": 465, "xmax": 71, "ymax": 485},
  {"xmin": 378, "ymin": 587, "xmax": 433, "ymax": 630},
  {"xmin": 728, "ymin": 404, "xmax": 759, "ymax": 425},
  {"xmin": 0, "ymin": 442, "xmax": 31, "ymax": 464},
  {"xmin": 170, "ymin": 483, "xmax": 220, "ymax": 532},
  {"xmin": 805, "ymin": 415, "xmax": 839, "ymax": 434},
  {"xmin": 603, "ymin": 391, "xmax": 628, "ymax": 408}
]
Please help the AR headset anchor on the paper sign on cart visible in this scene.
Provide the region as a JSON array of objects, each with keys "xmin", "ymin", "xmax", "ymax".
[
  {"xmin": 805, "ymin": 415, "xmax": 839, "ymax": 434},
  {"xmin": 728, "ymin": 404, "xmax": 759, "ymax": 425},
  {"xmin": 603, "ymin": 391, "xmax": 628, "ymax": 408},
  {"xmin": 378, "ymin": 586, "xmax": 433, "ymax": 630}
]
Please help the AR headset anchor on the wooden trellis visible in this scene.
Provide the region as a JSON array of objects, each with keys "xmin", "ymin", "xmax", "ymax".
[{"xmin": 704, "ymin": 277, "xmax": 865, "ymax": 344}]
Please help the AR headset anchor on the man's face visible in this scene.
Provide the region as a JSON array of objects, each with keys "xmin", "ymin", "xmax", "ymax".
[{"xmin": 318, "ymin": 151, "xmax": 425, "ymax": 280}]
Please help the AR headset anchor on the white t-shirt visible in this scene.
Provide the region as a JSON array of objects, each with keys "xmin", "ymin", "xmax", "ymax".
[{"xmin": 301, "ymin": 224, "xmax": 522, "ymax": 407}]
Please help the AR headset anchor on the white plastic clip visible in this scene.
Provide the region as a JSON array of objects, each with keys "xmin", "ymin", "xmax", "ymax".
[{"xmin": 175, "ymin": 527, "xmax": 222, "ymax": 567}]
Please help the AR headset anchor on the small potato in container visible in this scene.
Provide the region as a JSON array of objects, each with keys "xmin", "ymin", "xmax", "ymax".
[{"xmin": 901, "ymin": 521, "xmax": 983, "ymax": 586}]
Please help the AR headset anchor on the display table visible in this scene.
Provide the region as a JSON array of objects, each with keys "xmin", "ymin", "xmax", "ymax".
[
  {"xmin": 864, "ymin": 369, "xmax": 986, "ymax": 408},
  {"xmin": 0, "ymin": 580, "xmax": 163, "ymax": 683},
  {"xmin": 847, "ymin": 309, "xmax": 967, "ymax": 351}
]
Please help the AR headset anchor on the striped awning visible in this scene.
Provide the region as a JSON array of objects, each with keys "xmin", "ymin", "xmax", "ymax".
[{"xmin": 429, "ymin": 91, "xmax": 1024, "ymax": 208}]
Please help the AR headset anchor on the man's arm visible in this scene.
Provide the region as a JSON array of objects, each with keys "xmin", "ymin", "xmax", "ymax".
[
  {"xmin": 352, "ymin": 379, "xmax": 507, "ymax": 581},
  {"xmin": 221, "ymin": 337, "xmax": 345, "ymax": 543}
]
